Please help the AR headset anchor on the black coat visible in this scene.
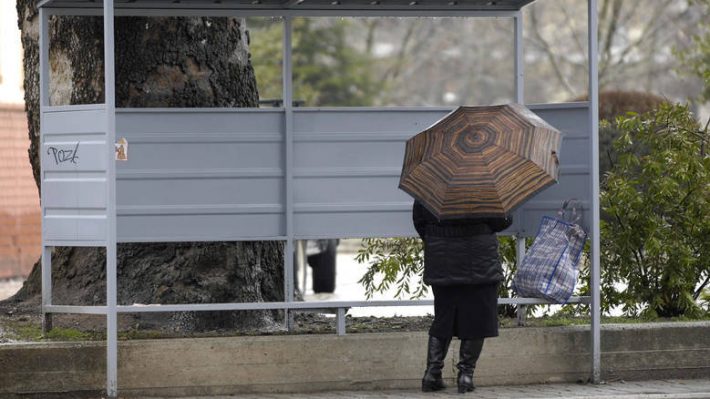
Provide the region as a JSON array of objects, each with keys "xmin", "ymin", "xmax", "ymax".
[{"xmin": 413, "ymin": 201, "xmax": 512, "ymax": 286}]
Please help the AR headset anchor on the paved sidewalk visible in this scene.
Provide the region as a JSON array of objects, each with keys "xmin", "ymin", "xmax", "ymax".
[{"xmin": 176, "ymin": 379, "xmax": 710, "ymax": 399}]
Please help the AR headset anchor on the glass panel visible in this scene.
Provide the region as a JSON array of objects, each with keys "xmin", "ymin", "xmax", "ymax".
[
  {"xmin": 247, "ymin": 17, "xmax": 285, "ymax": 108},
  {"xmin": 285, "ymin": 17, "xmax": 515, "ymax": 107}
]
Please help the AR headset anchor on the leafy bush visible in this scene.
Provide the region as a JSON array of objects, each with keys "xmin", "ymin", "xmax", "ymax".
[
  {"xmin": 356, "ymin": 236, "xmax": 529, "ymax": 317},
  {"xmin": 355, "ymin": 103, "xmax": 708, "ymax": 320},
  {"xmin": 601, "ymin": 104, "xmax": 710, "ymax": 318},
  {"xmin": 356, "ymin": 237, "xmax": 427, "ymax": 300}
]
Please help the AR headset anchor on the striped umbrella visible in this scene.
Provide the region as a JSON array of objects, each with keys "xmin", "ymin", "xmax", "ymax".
[{"xmin": 399, "ymin": 103, "xmax": 561, "ymax": 219}]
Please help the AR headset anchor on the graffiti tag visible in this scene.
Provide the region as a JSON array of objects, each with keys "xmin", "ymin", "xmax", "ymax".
[{"xmin": 47, "ymin": 142, "xmax": 80, "ymax": 165}]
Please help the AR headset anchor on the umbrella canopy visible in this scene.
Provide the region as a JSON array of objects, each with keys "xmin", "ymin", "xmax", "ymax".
[{"xmin": 399, "ymin": 103, "xmax": 561, "ymax": 219}]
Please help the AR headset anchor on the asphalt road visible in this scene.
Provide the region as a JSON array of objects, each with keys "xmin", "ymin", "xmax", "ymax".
[{"xmin": 174, "ymin": 379, "xmax": 710, "ymax": 399}]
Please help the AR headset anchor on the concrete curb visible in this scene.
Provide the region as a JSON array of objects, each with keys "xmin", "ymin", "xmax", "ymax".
[
  {"xmin": 564, "ymin": 395, "xmax": 710, "ymax": 399},
  {"xmin": 1, "ymin": 321, "xmax": 709, "ymax": 397}
]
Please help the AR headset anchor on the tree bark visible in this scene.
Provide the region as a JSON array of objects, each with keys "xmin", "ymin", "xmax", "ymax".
[{"xmin": 11, "ymin": 1, "xmax": 284, "ymax": 331}]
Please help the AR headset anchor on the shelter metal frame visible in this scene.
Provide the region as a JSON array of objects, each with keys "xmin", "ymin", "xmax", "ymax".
[{"xmin": 36, "ymin": 1, "xmax": 600, "ymax": 397}]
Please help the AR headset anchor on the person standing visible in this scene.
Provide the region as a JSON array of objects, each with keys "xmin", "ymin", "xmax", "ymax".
[{"xmin": 414, "ymin": 200, "xmax": 512, "ymax": 393}]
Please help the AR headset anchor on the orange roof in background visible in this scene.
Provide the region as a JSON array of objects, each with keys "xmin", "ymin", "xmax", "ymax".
[
  {"xmin": 0, "ymin": 104, "xmax": 38, "ymax": 213},
  {"xmin": 0, "ymin": 104, "xmax": 40, "ymax": 279}
]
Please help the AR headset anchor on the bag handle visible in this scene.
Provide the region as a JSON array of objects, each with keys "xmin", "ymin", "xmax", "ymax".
[{"xmin": 557, "ymin": 199, "xmax": 582, "ymax": 224}]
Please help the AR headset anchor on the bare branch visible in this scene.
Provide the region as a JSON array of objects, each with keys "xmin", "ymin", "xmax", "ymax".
[{"xmin": 528, "ymin": 6, "xmax": 576, "ymax": 96}]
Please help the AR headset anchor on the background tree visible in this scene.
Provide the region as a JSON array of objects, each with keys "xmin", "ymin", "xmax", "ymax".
[
  {"xmin": 525, "ymin": 0, "xmax": 707, "ymax": 106},
  {"xmin": 246, "ymin": 3, "xmax": 708, "ymax": 110},
  {"xmin": 601, "ymin": 104, "xmax": 709, "ymax": 318},
  {"xmin": 677, "ymin": 0, "xmax": 710, "ymax": 103},
  {"xmin": 248, "ymin": 16, "xmax": 515, "ymax": 108},
  {"xmin": 10, "ymin": 2, "xmax": 285, "ymax": 331},
  {"xmin": 249, "ymin": 18, "xmax": 381, "ymax": 107}
]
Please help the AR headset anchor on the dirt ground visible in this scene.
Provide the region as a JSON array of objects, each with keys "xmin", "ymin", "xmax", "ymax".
[
  {"xmin": 0, "ymin": 274, "xmax": 434, "ymax": 342},
  {"xmin": 0, "ymin": 301, "xmax": 436, "ymax": 343},
  {"xmin": 0, "ymin": 278, "xmax": 22, "ymax": 302}
]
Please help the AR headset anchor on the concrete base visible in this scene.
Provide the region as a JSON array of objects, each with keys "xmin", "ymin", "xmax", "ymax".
[{"xmin": 1, "ymin": 321, "xmax": 708, "ymax": 397}]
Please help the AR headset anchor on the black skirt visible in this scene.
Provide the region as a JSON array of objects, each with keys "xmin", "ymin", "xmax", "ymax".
[{"xmin": 429, "ymin": 283, "xmax": 499, "ymax": 339}]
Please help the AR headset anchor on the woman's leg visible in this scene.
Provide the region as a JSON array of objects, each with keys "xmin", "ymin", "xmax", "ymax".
[
  {"xmin": 423, "ymin": 286, "xmax": 454, "ymax": 392},
  {"xmin": 422, "ymin": 334, "xmax": 452, "ymax": 392},
  {"xmin": 457, "ymin": 338, "xmax": 484, "ymax": 393}
]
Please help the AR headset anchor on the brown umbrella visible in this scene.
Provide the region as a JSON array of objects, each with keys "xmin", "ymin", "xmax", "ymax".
[{"xmin": 399, "ymin": 103, "xmax": 561, "ymax": 219}]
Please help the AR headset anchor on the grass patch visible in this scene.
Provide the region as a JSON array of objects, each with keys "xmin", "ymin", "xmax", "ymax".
[
  {"xmin": 2, "ymin": 319, "xmax": 101, "ymax": 342},
  {"xmin": 499, "ymin": 313, "xmax": 710, "ymax": 328},
  {"xmin": 44, "ymin": 327, "xmax": 96, "ymax": 341},
  {"xmin": 2, "ymin": 312, "xmax": 708, "ymax": 342},
  {"xmin": 9, "ymin": 323, "xmax": 44, "ymax": 341}
]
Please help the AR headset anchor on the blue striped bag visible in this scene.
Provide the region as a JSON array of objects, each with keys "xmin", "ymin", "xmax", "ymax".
[{"xmin": 512, "ymin": 200, "xmax": 588, "ymax": 303}]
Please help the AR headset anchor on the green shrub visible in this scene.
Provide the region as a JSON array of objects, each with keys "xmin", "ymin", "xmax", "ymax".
[
  {"xmin": 355, "ymin": 103, "xmax": 708, "ymax": 320},
  {"xmin": 356, "ymin": 236, "xmax": 531, "ymax": 317},
  {"xmin": 356, "ymin": 237, "xmax": 427, "ymax": 300},
  {"xmin": 601, "ymin": 103, "xmax": 710, "ymax": 318}
]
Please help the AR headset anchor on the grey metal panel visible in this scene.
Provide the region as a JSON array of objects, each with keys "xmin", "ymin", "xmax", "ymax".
[
  {"xmin": 557, "ymin": 137, "xmax": 591, "ymax": 165},
  {"xmin": 292, "ymin": 105, "xmax": 590, "ymax": 238},
  {"xmin": 531, "ymin": 104, "xmax": 589, "ymax": 136},
  {"xmin": 296, "ymin": 176, "xmax": 408, "ymax": 204},
  {"xmin": 514, "ymin": 104, "xmax": 592, "ymax": 236},
  {"xmin": 106, "ymin": 104, "xmax": 588, "ymax": 242},
  {"xmin": 43, "ymin": 179, "xmax": 107, "ymax": 209},
  {"xmin": 117, "ymin": 214, "xmax": 284, "ymax": 242},
  {"xmin": 43, "ymin": 215, "xmax": 107, "ymax": 241},
  {"xmin": 42, "ymin": 107, "xmax": 107, "ymax": 135},
  {"xmin": 117, "ymin": 178, "xmax": 283, "ymax": 209},
  {"xmin": 45, "ymin": 240, "xmax": 107, "ymax": 247},
  {"xmin": 116, "ymin": 108, "xmax": 283, "ymax": 134},
  {"xmin": 524, "ymin": 174, "xmax": 591, "ymax": 207},
  {"xmin": 41, "ymin": 107, "xmax": 109, "ymax": 243},
  {"xmin": 295, "ymin": 210, "xmax": 414, "ymax": 239},
  {"xmin": 115, "ymin": 110, "xmax": 285, "ymax": 242},
  {"xmin": 117, "ymin": 141, "xmax": 282, "ymax": 171},
  {"xmin": 42, "ymin": 140, "xmax": 107, "ymax": 172},
  {"xmin": 292, "ymin": 109, "xmax": 439, "ymax": 238}
]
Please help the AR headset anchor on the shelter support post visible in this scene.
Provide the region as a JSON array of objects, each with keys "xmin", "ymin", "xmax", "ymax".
[
  {"xmin": 39, "ymin": 7, "xmax": 52, "ymax": 334},
  {"xmin": 297, "ymin": 240, "xmax": 307, "ymax": 295},
  {"xmin": 336, "ymin": 308, "xmax": 346, "ymax": 336},
  {"xmin": 515, "ymin": 236, "xmax": 527, "ymax": 326},
  {"xmin": 514, "ymin": 11, "xmax": 524, "ymax": 104},
  {"xmin": 588, "ymin": 0, "xmax": 601, "ymax": 384},
  {"xmin": 41, "ymin": 247, "xmax": 53, "ymax": 333},
  {"xmin": 103, "ymin": 0, "xmax": 119, "ymax": 396},
  {"xmin": 283, "ymin": 16, "xmax": 296, "ymax": 329},
  {"xmin": 513, "ymin": 10, "xmax": 526, "ymax": 327}
]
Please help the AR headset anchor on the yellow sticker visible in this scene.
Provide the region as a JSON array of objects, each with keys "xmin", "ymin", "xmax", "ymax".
[{"xmin": 115, "ymin": 137, "xmax": 128, "ymax": 161}]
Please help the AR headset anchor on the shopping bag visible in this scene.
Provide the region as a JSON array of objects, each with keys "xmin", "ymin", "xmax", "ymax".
[{"xmin": 512, "ymin": 200, "xmax": 588, "ymax": 303}]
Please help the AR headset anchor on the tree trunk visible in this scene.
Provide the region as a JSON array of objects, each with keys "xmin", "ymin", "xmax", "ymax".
[{"xmin": 11, "ymin": 1, "xmax": 285, "ymax": 331}]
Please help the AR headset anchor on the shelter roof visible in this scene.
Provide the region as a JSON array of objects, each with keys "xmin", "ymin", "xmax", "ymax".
[{"xmin": 37, "ymin": 0, "xmax": 536, "ymax": 13}]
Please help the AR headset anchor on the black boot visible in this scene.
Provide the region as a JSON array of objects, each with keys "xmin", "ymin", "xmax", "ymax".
[
  {"xmin": 421, "ymin": 335, "xmax": 452, "ymax": 392},
  {"xmin": 456, "ymin": 338, "xmax": 484, "ymax": 394}
]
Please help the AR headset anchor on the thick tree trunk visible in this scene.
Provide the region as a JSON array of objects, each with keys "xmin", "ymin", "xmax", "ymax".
[{"xmin": 11, "ymin": 1, "xmax": 284, "ymax": 331}]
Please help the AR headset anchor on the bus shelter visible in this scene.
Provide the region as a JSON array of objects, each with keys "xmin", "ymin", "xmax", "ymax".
[{"xmin": 35, "ymin": 0, "xmax": 601, "ymax": 397}]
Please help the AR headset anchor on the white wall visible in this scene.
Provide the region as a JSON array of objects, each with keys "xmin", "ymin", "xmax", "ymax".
[{"xmin": 0, "ymin": 2, "xmax": 24, "ymax": 104}]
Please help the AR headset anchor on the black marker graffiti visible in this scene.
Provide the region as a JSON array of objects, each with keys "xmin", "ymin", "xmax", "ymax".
[{"xmin": 47, "ymin": 142, "xmax": 80, "ymax": 165}]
